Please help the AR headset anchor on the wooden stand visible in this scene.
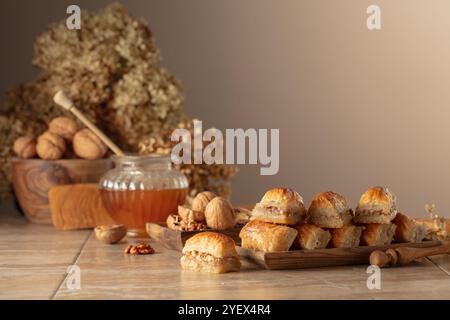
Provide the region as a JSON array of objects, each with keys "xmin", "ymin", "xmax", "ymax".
[
  {"xmin": 146, "ymin": 223, "xmax": 243, "ymax": 251},
  {"xmin": 370, "ymin": 241, "xmax": 450, "ymax": 267},
  {"xmin": 238, "ymin": 241, "xmax": 441, "ymax": 270}
]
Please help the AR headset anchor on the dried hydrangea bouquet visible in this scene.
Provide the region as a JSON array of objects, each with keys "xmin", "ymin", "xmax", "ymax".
[{"xmin": 0, "ymin": 2, "xmax": 236, "ymax": 201}]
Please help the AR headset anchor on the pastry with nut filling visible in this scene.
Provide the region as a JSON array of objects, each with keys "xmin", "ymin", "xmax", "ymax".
[
  {"xmin": 360, "ymin": 223, "xmax": 396, "ymax": 246},
  {"xmin": 181, "ymin": 232, "xmax": 241, "ymax": 274},
  {"xmin": 251, "ymin": 188, "xmax": 306, "ymax": 225},
  {"xmin": 239, "ymin": 220, "xmax": 298, "ymax": 252},
  {"xmin": 392, "ymin": 212, "xmax": 427, "ymax": 243},
  {"xmin": 354, "ymin": 186, "xmax": 398, "ymax": 224},
  {"xmin": 295, "ymin": 223, "xmax": 331, "ymax": 250},
  {"xmin": 328, "ymin": 225, "xmax": 364, "ymax": 248},
  {"xmin": 307, "ymin": 191, "xmax": 353, "ymax": 228}
]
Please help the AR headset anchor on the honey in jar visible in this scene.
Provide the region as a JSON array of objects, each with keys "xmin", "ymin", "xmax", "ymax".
[{"xmin": 99, "ymin": 154, "xmax": 188, "ymax": 236}]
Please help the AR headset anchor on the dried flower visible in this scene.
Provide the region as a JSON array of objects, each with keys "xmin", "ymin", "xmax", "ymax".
[
  {"xmin": 0, "ymin": 3, "xmax": 236, "ymax": 200},
  {"xmin": 421, "ymin": 204, "xmax": 448, "ymax": 240}
]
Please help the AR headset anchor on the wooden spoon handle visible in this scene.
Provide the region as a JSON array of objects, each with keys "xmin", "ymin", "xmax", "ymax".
[
  {"xmin": 369, "ymin": 248, "xmax": 397, "ymax": 267},
  {"xmin": 53, "ymin": 91, "xmax": 125, "ymax": 157},
  {"xmin": 370, "ymin": 241, "xmax": 450, "ymax": 268},
  {"xmin": 395, "ymin": 241, "xmax": 450, "ymax": 265}
]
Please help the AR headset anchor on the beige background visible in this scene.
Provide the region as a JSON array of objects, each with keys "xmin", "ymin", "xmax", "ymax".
[{"xmin": 1, "ymin": 0, "xmax": 449, "ymax": 217}]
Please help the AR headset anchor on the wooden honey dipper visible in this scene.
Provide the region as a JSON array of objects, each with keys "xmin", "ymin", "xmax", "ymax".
[
  {"xmin": 369, "ymin": 241, "xmax": 450, "ymax": 268},
  {"xmin": 53, "ymin": 90, "xmax": 125, "ymax": 157}
]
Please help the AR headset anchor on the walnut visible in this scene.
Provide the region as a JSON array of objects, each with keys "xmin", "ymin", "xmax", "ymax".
[
  {"xmin": 48, "ymin": 117, "xmax": 79, "ymax": 141},
  {"xmin": 13, "ymin": 136, "xmax": 37, "ymax": 159},
  {"xmin": 234, "ymin": 207, "xmax": 252, "ymax": 225},
  {"xmin": 73, "ymin": 129, "xmax": 108, "ymax": 160},
  {"xmin": 192, "ymin": 191, "xmax": 217, "ymax": 213},
  {"xmin": 124, "ymin": 243, "xmax": 155, "ymax": 255},
  {"xmin": 36, "ymin": 131, "xmax": 66, "ymax": 160},
  {"xmin": 166, "ymin": 214, "xmax": 182, "ymax": 230},
  {"xmin": 204, "ymin": 197, "xmax": 236, "ymax": 230},
  {"xmin": 179, "ymin": 220, "xmax": 207, "ymax": 231},
  {"xmin": 166, "ymin": 214, "xmax": 207, "ymax": 231},
  {"xmin": 178, "ymin": 205, "xmax": 205, "ymax": 222},
  {"xmin": 94, "ymin": 224, "xmax": 127, "ymax": 244}
]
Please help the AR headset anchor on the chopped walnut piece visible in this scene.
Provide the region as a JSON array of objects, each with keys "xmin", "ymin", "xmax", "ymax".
[
  {"xmin": 124, "ymin": 243, "xmax": 155, "ymax": 255},
  {"xmin": 178, "ymin": 221, "xmax": 208, "ymax": 231}
]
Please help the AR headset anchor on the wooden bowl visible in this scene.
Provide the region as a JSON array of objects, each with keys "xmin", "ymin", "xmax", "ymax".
[{"xmin": 11, "ymin": 158, "xmax": 113, "ymax": 224}]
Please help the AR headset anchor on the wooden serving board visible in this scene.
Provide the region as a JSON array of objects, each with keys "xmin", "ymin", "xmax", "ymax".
[
  {"xmin": 11, "ymin": 158, "xmax": 112, "ymax": 224},
  {"xmin": 146, "ymin": 223, "xmax": 243, "ymax": 251},
  {"xmin": 237, "ymin": 240, "xmax": 442, "ymax": 270},
  {"xmin": 49, "ymin": 183, "xmax": 115, "ymax": 230}
]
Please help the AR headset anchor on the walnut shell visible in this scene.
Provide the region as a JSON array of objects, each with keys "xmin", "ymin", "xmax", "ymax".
[
  {"xmin": 36, "ymin": 131, "xmax": 66, "ymax": 160},
  {"xmin": 13, "ymin": 136, "xmax": 37, "ymax": 159},
  {"xmin": 48, "ymin": 117, "xmax": 79, "ymax": 141},
  {"xmin": 204, "ymin": 197, "xmax": 236, "ymax": 230},
  {"xmin": 94, "ymin": 224, "xmax": 127, "ymax": 244},
  {"xmin": 166, "ymin": 214, "xmax": 182, "ymax": 230},
  {"xmin": 192, "ymin": 191, "xmax": 217, "ymax": 213},
  {"xmin": 73, "ymin": 129, "xmax": 107, "ymax": 160},
  {"xmin": 178, "ymin": 205, "xmax": 205, "ymax": 222},
  {"xmin": 234, "ymin": 207, "xmax": 252, "ymax": 225}
]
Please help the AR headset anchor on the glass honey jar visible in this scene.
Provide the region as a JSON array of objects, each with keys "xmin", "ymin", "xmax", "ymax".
[{"xmin": 99, "ymin": 154, "xmax": 188, "ymax": 236}]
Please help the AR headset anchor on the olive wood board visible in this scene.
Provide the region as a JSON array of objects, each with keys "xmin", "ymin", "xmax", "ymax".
[
  {"xmin": 146, "ymin": 222, "xmax": 243, "ymax": 251},
  {"xmin": 49, "ymin": 183, "xmax": 115, "ymax": 230},
  {"xmin": 237, "ymin": 240, "xmax": 442, "ymax": 270}
]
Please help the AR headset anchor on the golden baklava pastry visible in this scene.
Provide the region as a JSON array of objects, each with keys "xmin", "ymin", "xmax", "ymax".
[
  {"xmin": 328, "ymin": 225, "xmax": 364, "ymax": 248},
  {"xmin": 239, "ymin": 220, "xmax": 298, "ymax": 252},
  {"xmin": 354, "ymin": 186, "xmax": 398, "ymax": 224},
  {"xmin": 360, "ymin": 223, "xmax": 396, "ymax": 246},
  {"xmin": 307, "ymin": 191, "xmax": 353, "ymax": 228},
  {"xmin": 392, "ymin": 212, "xmax": 427, "ymax": 243},
  {"xmin": 295, "ymin": 223, "xmax": 331, "ymax": 250},
  {"xmin": 251, "ymin": 188, "xmax": 306, "ymax": 225},
  {"xmin": 181, "ymin": 232, "xmax": 241, "ymax": 274}
]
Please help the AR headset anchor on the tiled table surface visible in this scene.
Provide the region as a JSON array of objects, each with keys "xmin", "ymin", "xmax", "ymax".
[{"xmin": 1, "ymin": 203, "xmax": 449, "ymax": 300}]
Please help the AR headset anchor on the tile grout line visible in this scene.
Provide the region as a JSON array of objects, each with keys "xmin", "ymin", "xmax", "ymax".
[
  {"xmin": 426, "ymin": 257, "xmax": 450, "ymax": 276},
  {"xmin": 50, "ymin": 231, "xmax": 93, "ymax": 300}
]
